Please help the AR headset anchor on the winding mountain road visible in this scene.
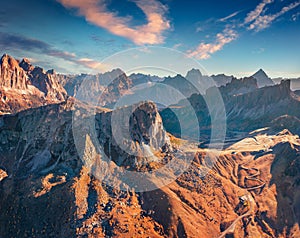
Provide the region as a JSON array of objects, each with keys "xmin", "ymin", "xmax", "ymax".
[
  {"xmin": 217, "ymin": 163, "xmax": 265, "ymax": 238},
  {"xmin": 218, "ymin": 194, "xmax": 254, "ymax": 238},
  {"xmin": 240, "ymin": 164, "xmax": 266, "ymax": 191}
]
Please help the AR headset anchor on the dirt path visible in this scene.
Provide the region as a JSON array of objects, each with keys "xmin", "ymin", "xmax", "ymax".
[{"xmin": 217, "ymin": 163, "xmax": 265, "ymax": 237}]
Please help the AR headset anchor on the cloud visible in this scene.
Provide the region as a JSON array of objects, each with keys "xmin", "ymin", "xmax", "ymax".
[
  {"xmin": 76, "ymin": 57, "xmax": 107, "ymax": 70},
  {"xmin": 248, "ymin": 1, "xmax": 300, "ymax": 31},
  {"xmin": 188, "ymin": 0, "xmax": 299, "ymax": 60},
  {"xmin": 57, "ymin": 0, "xmax": 170, "ymax": 45},
  {"xmin": 244, "ymin": 0, "xmax": 273, "ymax": 24},
  {"xmin": 187, "ymin": 27, "xmax": 238, "ymax": 59},
  {"xmin": 218, "ymin": 11, "xmax": 241, "ymax": 22},
  {"xmin": 0, "ymin": 32, "xmax": 105, "ymax": 70}
]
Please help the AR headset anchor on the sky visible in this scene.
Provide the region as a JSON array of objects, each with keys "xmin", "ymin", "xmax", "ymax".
[{"xmin": 0, "ymin": 0, "xmax": 299, "ymax": 78}]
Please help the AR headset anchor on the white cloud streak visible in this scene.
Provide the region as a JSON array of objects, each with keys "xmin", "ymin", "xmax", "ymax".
[
  {"xmin": 187, "ymin": 27, "xmax": 238, "ymax": 59},
  {"xmin": 248, "ymin": 1, "xmax": 300, "ymax": 31},
  {"xmin": 244, "ymin": 0, "xmax": 273, "ymax": 24},
  {"xmin": 218, "ymin": 11, "xmax": 241, "ymax": 22},
  {"xmin": 57, "ymin": 0, "xmax": 170, "ymax": 45}
]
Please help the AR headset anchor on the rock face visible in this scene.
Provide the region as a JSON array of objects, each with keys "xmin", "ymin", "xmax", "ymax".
[
  {"xmin": 0, "ymin": 54, "xmax": 67, "ymax": 115},
  {"xmin": 0, "ymin": 54, "xmax": 28, "ymax": 90},
  {"xmin": 19, "ymin": 60, "xmax": 67, "ymax": 101},
  {"xmin": 92, "ymin": 101, "xmax": 170, "ymax": 170},
  {"xmin": 252, "ymin": 69, "xmax": 274, "ymax": 88},
  {"xmin": 218, "ymin": 76, "xmax": 258, "ymax": 96},
  {"xmin": 224, "ymin": 80, "xmax": 293, "ymax": 131}
]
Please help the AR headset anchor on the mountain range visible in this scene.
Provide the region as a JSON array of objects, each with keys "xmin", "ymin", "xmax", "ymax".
[{"xmin": 1, "ymin": 53, "xmax": 300, "ymax": 237}]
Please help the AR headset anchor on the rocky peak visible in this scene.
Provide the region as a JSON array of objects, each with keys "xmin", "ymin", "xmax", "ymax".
[
  {"xmin": 0, "ymin": 54, "xmax": 28, "ymax": 90},
  {"xmin": 94, "ymin": 101, "xmax": 170, "ymax": 169},
  {"xmin": 19, "ymin": 58, "xmax": 34, "ymax": 72},
  {"xmin": 1, "ymin": 54, "xmax": 19, "ymax": 68},
  {"xmin": 218, "ymin": 76, "xmax": 258, "ymax": 96},
  {"xmin": 252, "ymin": 68, "xmax": 274, "ymax": 88},
  {"xmin": 185, "ymin": 68, "xmax": 203, "ymax": 78},
  {"xmin": 29, "ymin": 66, "xmax": 67, "ymax": 101},
  {"xmin": 211, "ymin": 74, "xmax": 233, "ymax": 86},
  {"xmin": 185, "ymin": 68, "xmax": 215, "ymax": 94},
  {"xmin": 129, "ymin": 101, "xmax": 169, "ymax": 149}
]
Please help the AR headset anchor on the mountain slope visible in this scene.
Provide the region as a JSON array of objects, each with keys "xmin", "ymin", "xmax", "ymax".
[{"xmin": 1, "ymin": 100, "xmax": 299, "ymax": 237}]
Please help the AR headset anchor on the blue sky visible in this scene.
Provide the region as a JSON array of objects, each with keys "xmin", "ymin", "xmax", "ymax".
[{"xmin": 0, "ymin": 0, "xmax": 299, "ymax": 78}]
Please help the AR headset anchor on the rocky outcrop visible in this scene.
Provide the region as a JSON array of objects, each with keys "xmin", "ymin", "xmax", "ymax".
[
  {"xmin": 0, "ymin": 54, "xmax": 67, "ymax": 115},
  {"xmin": 0, "ymin": 54, "xmax": 28, "ymax": 90},
  {"xmin": 19, "ymin": 58, "xmax": 67, "ymax": 101},
  {"xmin": 19, "ymin": 58, "xmax": 34, "ymax": 72},
  {"xmin": 30, "ymin": 67, "xmax": 66, "ymax": 100},
  {"xmin": 94, "ymin": 101, "xmax": 170, "ymax": 170}
]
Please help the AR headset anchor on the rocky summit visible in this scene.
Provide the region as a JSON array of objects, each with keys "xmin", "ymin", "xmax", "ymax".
[
  {"xmin": 0, "ymin": 54, "xmax": 300, "ymax": 237},
  {"xmin": 0, "ymin": 54, "xmax": 67, "ymax": 115}
]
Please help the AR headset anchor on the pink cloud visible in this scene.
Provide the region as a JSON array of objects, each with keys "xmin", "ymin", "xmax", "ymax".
[
  {"xmin": 57, "ymin": 0, "xmax": 170, "ymax": 45},
  {"xmin": 244, "ymin": 0, "xmax": 273, "ymax": 24},
  {"xmin": 187, "ymin": 28, "xmax": 238, "ymax": 60},
  {"xmin": 75, "ymin": 57, "xmax": 108, "ymax": 71}
]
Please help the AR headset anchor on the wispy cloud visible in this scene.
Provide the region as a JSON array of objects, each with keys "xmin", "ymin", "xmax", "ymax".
[
  {"xmin": 76, "ymin": 58, "xmax": 106, "ymax": 70},
  {"xmin": 187, "ymin": 27, "xmax": 238, "ymax": 59},
  {"xmin": 248, "ymin": 1, "xmax": 300, "ymax": 31},
  {"xmin": 57, "ymin": 0, "xmax": 170, "ymax": 45},
  {"xmin": 218, "ymin": 11, "xmax": 241, "ymax": 22},
  {"xmin": 244, "ymin": 0, "xmax": 273, "ymax": 24},
  {"xmin": 0, "ymin": 32, "xmax": 106, "ymax": 71},
  {"xmin": 188, "ymin": 0, "xmax": 299, "ymax": 60}
]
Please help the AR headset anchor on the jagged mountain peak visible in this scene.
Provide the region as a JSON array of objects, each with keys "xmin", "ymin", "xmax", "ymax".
[
  {"xmin": 0, "ymin": 53, "xmax": 28, "ymax": 90},
  {"xmin": 185, "ymin": 68, "xmax": 203, "ymax": 78},
  {"xmin": 0, "ymin": 53, "xmax": 67, "ymax": 114},
  {"xmin": 1, "ymin": 53, "xmax": 20, "ymax": 69},
  {"xmin": 19, "ymin": 58, "xmax": 34, "ymax": 72},
  {"xmin": 252, "ymin": 68, "xmax": 274, "ymax": 88},
  {"xmin": 254, "ymin": 68, "xmax": 268, "ymax": 77}
]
